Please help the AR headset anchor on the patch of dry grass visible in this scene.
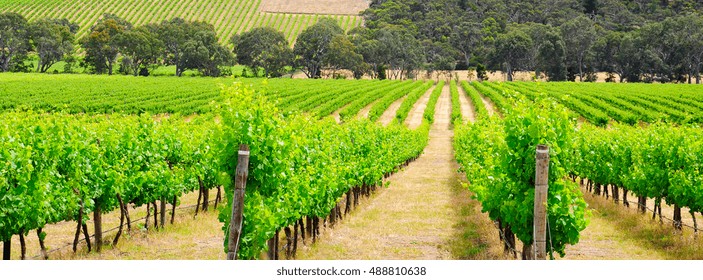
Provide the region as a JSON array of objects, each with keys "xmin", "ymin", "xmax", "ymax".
[
  {"xmin": 560, "ymin": 190, "xmax": 703, "ymax": 260},
  {"xmin": 7, "ymin": 189, "xmax": 225, "ymax": 260}
]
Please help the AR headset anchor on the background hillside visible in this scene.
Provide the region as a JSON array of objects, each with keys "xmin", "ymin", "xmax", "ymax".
[{"xmin": 0, "ymin": 0, "xmax": 368, "ymax": 44}]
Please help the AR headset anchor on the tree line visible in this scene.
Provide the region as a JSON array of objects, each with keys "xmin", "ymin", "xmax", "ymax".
[
  {"xmin": 360, "ymin": 0, "xmax": 703, "ymax": 83},
  {"xmin": 3, "ymin": 0, "xmax": 703, "ymax": 83}
]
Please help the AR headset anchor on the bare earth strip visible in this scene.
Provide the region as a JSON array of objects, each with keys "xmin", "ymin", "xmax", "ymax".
[
  {"xmin": 260, "ymin": 0, "xmax": 368, "ymax": 15},
  {"xmin": 379, "ymin": 95, "xmax": 408, "ymax": 126},
  {"xmin": 298, "ymin": 87, "xmax": 504, "ymax": 260},
  {"xmin": 356, "ymin": 100, "xmax": 378, "ymax": 120},
  {"xmin": 405, "ymin": 86, "xmax": 435, "ymax": 129},
  {"xmin": 479, "ymin": 93, "xmax": 498, "ymax": 117},
  {"xmin": 332, "ymin": 104, "xmax": 350, "ymax": 124},
  {"xmin": 457, "ymin": 85, "xmax": 476, "ymax": 123}
]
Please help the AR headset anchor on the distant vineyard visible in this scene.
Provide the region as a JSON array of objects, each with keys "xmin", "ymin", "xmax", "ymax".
[
  {"xmin": 0, "ymin": 74, "xmax": 416, "ymax": 115},
  {"xmin": 467, "ymin": 81, "xmax": 703, "ymax": 126},
  {"xmin": 0, "ymin": 0, "xmax": 364, "ymax": 44}
]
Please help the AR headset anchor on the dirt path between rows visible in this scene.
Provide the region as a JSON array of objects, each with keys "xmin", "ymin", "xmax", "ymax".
[
  {"xmin": 298, "ymin": 86, "xmax": 504, "ymax": 260},
  {"xmin": 405, "ymin": 86, "xmax": 435, "ymax": 129},
  {"xmin": 457, "ymin": 85, "xmax": 476, "ymax": 123},
  {"xmin": 332, "ymin": 103, "xmax": 350, "ymax": 124},
  {"xmin": 479, "ymin": 94, "xmax": 498, "ymax": 117},
  {"xmin": 356, "ymin": 100, "xmax": 377, "ymax": 120},
  {"xmin": 379, "ymin": 96, "xmax": 407, "ymax": 126}
]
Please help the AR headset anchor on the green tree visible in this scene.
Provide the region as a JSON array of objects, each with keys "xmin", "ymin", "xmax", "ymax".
[
  {"xmin": 348, "ymin": 27, "xmax": 384, "ymax": 79},
  {"xmin": 376, "ymin": 26, "xmax": 425, "ymax": 80},
  {"xmin": 560, "ymin": 15, "xmax": 596, "ymax": 81},
  {"xmin": 155, "ymin": 18, "xmax": 232, "ymax": 77},
  {"xmin": 680, "ymin": 15, "xmax": 703, "ymax": 84},
  {"xmin": 0, "ymin": 12, "xmax": 30, "ymax": 72},
  {"xmin": 114, "ymin": 26, "xmax": 163, "ymax": 76},
  {"xmin": 614, "ymin": 32, "xmax": 646, "ymax": 82},
  {"xmin": 524, "ymin": 24, "xmax": 567, "ymax": 81},
  {"xmin": 423, "ymin": 40, "xmax": 459, "ymax": 81},
  {"xmin": 80, "ymin": 14, "xmax": 132, "ymax": 75},
  {"xmin": 231, "ymin": 27, "xmax": 292, "ymax": 77},
  {"xmin": 323, "ymin": 35, "xmax": 366, "ymax": 79},
  {"xmin": 492, "ymin": 29, "xmax": 532, "ymax": 81},
  {"xmin": 294, "ymin": 18, "xmax": 344, "ymax": 78},
  {"xmin": 449, "ymin": 21, "xmax": 483, "ymax": 68},
  {"xmin": 29, "ymin": 19, "xmax": 77, "ymax": 73}
]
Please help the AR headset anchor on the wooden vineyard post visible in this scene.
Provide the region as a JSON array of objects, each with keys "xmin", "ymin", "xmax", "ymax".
[
  {"xmin": 533, "ymin": 145, "xmax": 549, "ymax": 260},
  {"xmin": 227, "ymin": 145, "xmax": 250, "ymax": 260}
]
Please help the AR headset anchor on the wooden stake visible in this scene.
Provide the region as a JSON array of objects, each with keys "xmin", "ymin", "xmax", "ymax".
[
  {"xmin": 533, "ymin": 145, "xmax": 549, "ymax": 260},
  {"xmin": 227, "ymin": 145, "xmax": 250, "ymax": 260}
]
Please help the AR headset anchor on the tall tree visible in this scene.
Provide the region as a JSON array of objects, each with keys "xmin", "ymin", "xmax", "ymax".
[
  {"xmin": 156, "ymin": 18, "xmax": 232, "ymax": 77},
  {"xmin": 492, "ymin": 29, "xmax": 532, "ymax": 81},
  {"xmin": 449, "ymin": 21, "xmax": 482, "ymax": 68},
  {"xmin": 614, "ymin": 33, "xmax": 646, "ymax": 82},
  {"xmin": 681, "ymin": 15, "xmax": 703, "ymax": 84},
  {"xmin": 294, "ymin": 18, "xmax": 344, "ymax": 78},
  {"xmin": 0, "ymin": 12, "xmax": 30, "ymax": 72},
  {"xmin": 348, "ymin": 27, "xmax": 385, "ymax": 79},
  {"xmin": 376, "ymin": 26, "xmax": 425, "ymax": 80},
  {"xmin": 81, "ymin": 14, "xmax": 131, "ymax": 75},
  {"xmin": 561, "ymin": 15, "xmax": 596, "ymax": 81},
  {"xmin": 113, "ymin": 26, "xmax": 163, "ymax": 76},
  {"xmin": 524, "ymin": 24, "xmax": 567, "ymax": 81},
  {"xmin": 29, "ymin": 19, "xmax": 78, "ymax": 73},
  {"xmin": 231, "ymin": 27, "xmax": 292, "ymax": 77},
  {"xmin": 323, "ymin": 35, "xmax": 366, "ymax": 79},
  {"xmin": 423, "ymin": 40, "xmax": 459, "ymax": 80}
]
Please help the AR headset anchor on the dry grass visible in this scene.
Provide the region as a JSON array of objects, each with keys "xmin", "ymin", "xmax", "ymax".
[
  {"xmin": 7, "ymin": 189, "xmax": 225, "ymax": 260},
  {"xmin": 559, "ymin": 189, "xmax": 703, "ymax": 260}
]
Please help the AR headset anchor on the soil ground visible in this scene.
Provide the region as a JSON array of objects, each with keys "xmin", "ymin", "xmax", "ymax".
[
  {"xmin": 405, "ymin": 86, "xmax": 435, "ymax": 129},
  {"xmin": 378, "ymin": 95, "xmax": 407, "ymax": 126},
  {"xmin": 457, "ymin": 84, "xmax": 476, "ymax": 123}
]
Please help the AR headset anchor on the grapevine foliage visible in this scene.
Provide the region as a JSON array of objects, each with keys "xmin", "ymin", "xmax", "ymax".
[
  {"xmin": 216, "ymin": 83, "xmax": 429, "ymax": 259},
  {"xmin": 454, "ymin": 98, "xmax": 588, "ymax": 257}
]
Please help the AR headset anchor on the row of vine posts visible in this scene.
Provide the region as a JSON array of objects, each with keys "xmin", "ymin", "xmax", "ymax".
[{"xmin": 224, "ymin": 142, "xmax": 552, "ymax": 261}]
